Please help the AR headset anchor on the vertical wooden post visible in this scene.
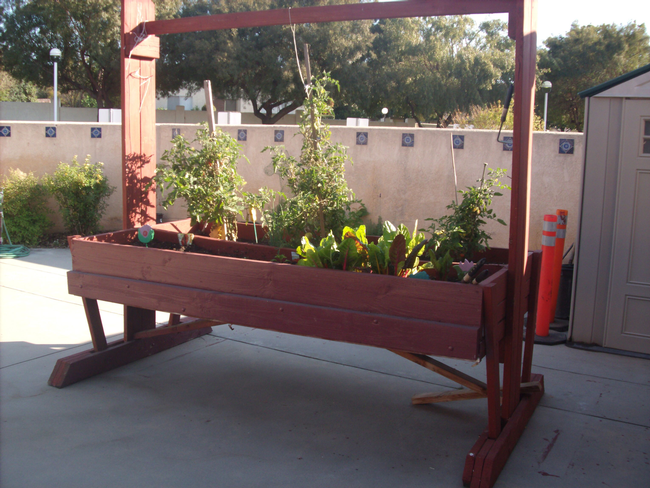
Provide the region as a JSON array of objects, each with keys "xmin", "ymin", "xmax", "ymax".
[
  {"xmin": 204, "ymin": 80, "xmax": 216, "ymax": 134},
  {"xmin": 121, "ymin": 0, "xmax": 158, "ymax": 229},
  {"xmin": 502, "ymin": 0, "xmax": 537, "ymax": 420}
]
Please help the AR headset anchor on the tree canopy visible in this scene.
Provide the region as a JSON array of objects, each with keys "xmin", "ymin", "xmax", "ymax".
[
  {"xmin": 357, "ymin": 16, "xmax": 515, "ymax": 126},
  {"xmin": 157, "ymin": 0, "xmax": 373, "ymax": 124},
  {"xmin": 0, "ymin": 0, "xmax": 179, "ymax": 108},
  {"xmin": 538, "ymin": 22, "xmax": 650, "ymax": 131}
]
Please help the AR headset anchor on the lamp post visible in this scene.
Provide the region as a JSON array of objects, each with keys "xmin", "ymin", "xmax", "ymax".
[
  {"xmin": 381, "ymin": 107, "xmax": 388, "ymax": 122},
  {"xmin": 541, "ymin": 80, "xmax": 552, "ymax": 131},
  {"xmin": 49, "ymin": 48, "xmax": 61, "ymax": 121}
]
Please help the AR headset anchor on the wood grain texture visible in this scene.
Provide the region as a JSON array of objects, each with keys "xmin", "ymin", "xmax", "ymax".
[
  {"xmin": 133, "ymin": 318, "xmax": 221, "ymax": 339},
  {"xmin": 143, "ymin": 0, "xmax": 514, "ymax": 36},
  {"xmin": 477, "ymin": 374, "xmax": 545, "ymax": 488},
  {"xmin": 68, "ymin": 271, "xmax": 483, "ymax": 359},
  {"xmin": 83, "ymin": 298, "xmax": 107, "ymax": 351},
  {"xmin": 47, "ymin": 327, "xmax": 212, "ymax": 388},
  {"xmin": 68, "ymin": 238, "xmax": 487, "ymax": 327},
  {"xmin": 502, "ymin": 0, "xmax": 538, "ymax": 420},
  {"xmin": 412, "ymin": 388, "xmax": 486, "ymax": 405},
  {"xmin": 121, "ymin": 0, "xmax": 157, "ymax": 229}
]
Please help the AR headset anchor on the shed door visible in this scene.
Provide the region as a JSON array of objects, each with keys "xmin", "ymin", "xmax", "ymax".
[{"xmin": 605, "ymin": 99, "xmax": 650, "ymax": 354}]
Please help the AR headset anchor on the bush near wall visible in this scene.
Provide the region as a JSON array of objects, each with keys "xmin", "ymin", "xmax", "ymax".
[
  {"xmin": 45, "ymin": 156, "xmax": 115, "ymax": 236},
  {"xmin": 1, "ymin": 169, "xmax": 52, "ymax": 246}
]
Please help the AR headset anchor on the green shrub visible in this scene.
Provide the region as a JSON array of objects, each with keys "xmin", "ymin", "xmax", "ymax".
[
  {"xmin": 45, "ymin": 155, "xmax": 115, "ymax": 236},
  {"xmin": 1, "ymin": 169, "xmax": 52, "ymax": 246},
  {"xmin": 263, "ymin": 73, "xmax": 366, "ymax": 247},
  {"xmin": 153, "ymin": 124, "xmax": 248, "ymax": 240}
]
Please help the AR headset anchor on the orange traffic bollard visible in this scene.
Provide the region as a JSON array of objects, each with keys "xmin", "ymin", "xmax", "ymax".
[
  {"xmin": 536, "ymin": 215, "xmax": 557, "ymax": 337},
  {"xmin": 549, "ymin": 210, "xmax": 568, "ymax": 319}
]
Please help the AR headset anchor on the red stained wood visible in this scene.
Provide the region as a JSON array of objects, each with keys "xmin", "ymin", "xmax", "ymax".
[
  {"xmin": 144, "ymin": 0, "xmax": 513, "ymax": 36},
  {"xmin": 503, "ymin": 0, "xmax": 538, "ymax": 420},
  {"xmin": 124, "ymin": 32, "xmax": 160, "ymax": 58},
  {"xmin": 83, "ymin": 298, "xmax": 107, "ymax": 351},
  {"xmin": 47, "ymin": 327, "xmax": 212, "ymax": 388},
  {"xmin": 121, "ymin": 0, "xmax": 157, "ymax": 229},
  {"xmin": 483, "ymin": 283, "xmax": 502, "ymax": 440},
  {"xmin": 124, "ymin": 305, "xmax": 156, "ymax": 341},
  {"xmin": 68, "ymin": 236, "xmax": 488, "ymax": 327},
  {"xmin": 522, "ymin": 250, "xmax": 542, "ymax": 382},
  {"xmin": 67, "ymin": 271, "xmax": 484, "ymax": 359},
  {"xmin": 464, "ymin": 431, "xmax": 490, "ymax": 486},
  {"xmin": 133, "ymin": 318, "xmax": 219, "ymax": 339},
  {"xmin": 478, "ymin": 374, "xmax": 545, "ymax": 487}
]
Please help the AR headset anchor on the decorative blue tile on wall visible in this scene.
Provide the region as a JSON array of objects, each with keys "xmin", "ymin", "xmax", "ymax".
[
  {"xmin": 45, "ymin": 127, "xmax": 56, "ymax": 138},
  {"xmin": 502, "ymin": 137, "xmax": 513, "ymax": 152},
  {"xmin": 356, "ymin": 132, "xmax": 368, "ymax": 145},
  {"xmin": 172, "ymin": 128, "xmax": 181, "ymax": 138},
  {"xmin": 274, "ymin": 130, "xmax": 284, "ymax": 142},
  {"xmin": 0, "ymin": 126, "xmax": 10, "ymax": 137},
  {"xmin": 402, "ymin": 133, "xmax": 414, "ymax": 147},
  {"xmin": 91, "ymin": 127, "xmax": 102, "ymax": 139},
  {"xmin": 453, "ymin": 135, "xmax": 465, "ymax": 149},
  {"xmin": 237, "ymin": 129, "xmax": 247, "ymax": 142},
  {"xmin": 559, "ymin": 139, "xmax": 574, "ymax": 154}
]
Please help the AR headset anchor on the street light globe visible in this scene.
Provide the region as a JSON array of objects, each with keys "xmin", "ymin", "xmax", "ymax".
[
  {"xmin": 50, "ymin": 48, "xmax": 61, "ymax": 58},
  {"xmin": 381, "ymin": 107, "xmax": 389, "ymax": 115},
  {"xmin": 541, "ymin": 80, "xmax": 552, "ymax": 90}
]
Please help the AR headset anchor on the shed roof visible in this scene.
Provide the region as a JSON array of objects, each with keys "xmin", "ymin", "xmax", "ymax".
[{"xmin": 579, "ymin": 64, "xmax": 650, "ymax": 99}]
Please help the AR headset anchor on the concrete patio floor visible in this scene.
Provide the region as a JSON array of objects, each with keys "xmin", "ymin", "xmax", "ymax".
[{"xmin": 1, "ymin": 248, "xmax": 649, "ymax": 488}]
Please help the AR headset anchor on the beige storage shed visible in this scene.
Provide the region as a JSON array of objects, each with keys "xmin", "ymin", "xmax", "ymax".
[{"xmin": 572, "ymin": 64, "xmax": 650, "ymax": 355}]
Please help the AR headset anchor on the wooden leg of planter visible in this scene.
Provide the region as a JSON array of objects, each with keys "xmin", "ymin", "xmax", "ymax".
[
  {"xmin": 48, "ymin": 327, "xmax": 213, "ymax": 388},
  {"xmin": 463, "ymin": 374, "xmax": 545, "ymax": 488},
  {"xmin": 133, "ymin": 318, "xmax": 223, "ymax": 339},
  {"xmin": 83, "ymin": 298, "xmax": 107, "ymax": 352},
  {"xmin": 124, "ymin": 305, "xmax": 156, "ymax": 341}
]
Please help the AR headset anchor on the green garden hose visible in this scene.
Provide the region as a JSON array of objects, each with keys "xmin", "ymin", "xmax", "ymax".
[{"xmin": 0, "ymin": 189, "xmax": 30, "ymax": 259}]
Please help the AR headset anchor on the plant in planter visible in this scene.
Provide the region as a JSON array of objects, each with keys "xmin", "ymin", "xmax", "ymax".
[
  {"xmin": 152, "ymin": 124, "xmax": 248, "ymax": 240},
  {"xmin": 263, "ymin": 73, "xmax": 366, "ymax": 247},
  {"xmin": 297, "ymin": 221, "xmax": 428, "ymax": 278},
  {"xmin": 367, "ymin": 221, "xmax": 428, "ymax": 277},
  {"xmin": 424, "ymin": 164, "xmax": 509, "ymax": 261}
]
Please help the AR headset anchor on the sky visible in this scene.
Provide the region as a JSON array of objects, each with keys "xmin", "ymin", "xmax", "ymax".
[{"xmin": 470, "ymin": 0, "xmax": 650, "ymax": 44}]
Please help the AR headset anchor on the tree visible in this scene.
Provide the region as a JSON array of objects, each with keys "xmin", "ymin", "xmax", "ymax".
[
  {"xmin": 157, "ymin": 0, "xmax": 374, "ymax": 124},
  {"xmin": 0, "ymin": 69, "xmax": 40, "ymax": 101},
  {"xmin": 358, "ymin": 16, "xmax": 515, "ymax": 127},
  {"xmin": 0, "ymin": 0, "xmax": 180, "ymax": 108},
  {"xmin": 538, "ymin": 22, "xmax": 650, "ymax": 131}
]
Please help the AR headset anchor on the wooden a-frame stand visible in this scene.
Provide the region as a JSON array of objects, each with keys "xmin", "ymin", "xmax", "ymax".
[{"xmin": 49, "ymin": 2, "xmax": 543, "ymax": 487}]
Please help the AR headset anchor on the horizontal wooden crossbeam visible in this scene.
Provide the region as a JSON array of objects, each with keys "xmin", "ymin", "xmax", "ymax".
[
  {"xmin": 143, "ymin": 0, "xmax": 514, "ymax": 36},
  {"xmin": 133, "ymin": 318, "xmax": 224, "ymax": 339}
]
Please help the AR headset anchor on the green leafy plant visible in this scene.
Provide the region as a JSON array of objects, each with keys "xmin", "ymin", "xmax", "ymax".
[
  {"xmin": 1, "ymin": 169, "xmax": 52, "ymax": 246},
  {"xmin": 153, "ymin": 124, "xmax": 248, "ymax": 240},
  {"xmin": 367, "ymin": 221, "xmax": 428, "ymax": 277},
  {"xmin": 45, "ymin": 156, "xmax": 114, "ymax": 236},
  {"xmin": 420, "ymin": 249, "xmax": 454, "ymax": 282},
  {"xmin": 424, "ymin": 164, "xmax": 509, "ymax": 261},
  {"xmin": 264, "ymin": 73, "xmax": 366, "ymax": 247},
  {"xmin": 296, "ymin": 225, "xmax": 369, "ymax": 272}
]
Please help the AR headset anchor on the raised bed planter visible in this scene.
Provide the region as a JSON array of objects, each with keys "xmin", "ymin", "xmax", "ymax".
[
  {"xmin": 62, "ymin": 219, "xmax": 520, "ymax": 359},
  {"xmin": 49, "ymin": 218, "xmax": 543, "ymax": 488}
]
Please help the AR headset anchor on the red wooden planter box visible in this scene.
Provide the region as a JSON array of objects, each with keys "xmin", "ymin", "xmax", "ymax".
[{"xmin": 65, "ymin": 219, "xmax": 531, "ymax": 362}]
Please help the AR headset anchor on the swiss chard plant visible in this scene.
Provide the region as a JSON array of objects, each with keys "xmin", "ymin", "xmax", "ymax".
[
  {"xmin": 296, "ymin": 225, "xmax": 369, "ymax": 271},
  {"xmin": 296, "ymin": 221, "xmax": 428, "ymax": 278},
  {"xmin": 367, "ymin": 221, "xmax": 428, "ymax": 277}
]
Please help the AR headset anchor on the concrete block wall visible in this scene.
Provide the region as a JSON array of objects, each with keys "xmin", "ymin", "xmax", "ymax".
[{"xmin": 0, "ymin": 121, "xmax": 584, "ymax": 250}]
